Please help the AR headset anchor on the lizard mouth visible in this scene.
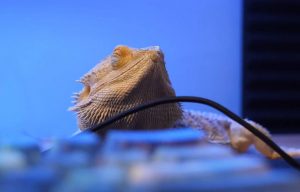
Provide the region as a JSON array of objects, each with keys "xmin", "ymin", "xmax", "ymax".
[
  {"xmin": 79, "ymin": 85, "xmax": 91, "ymax": 101},
  {"xmin": 70, "ymin": 85, "xmax": 91, "ymax": 107}
]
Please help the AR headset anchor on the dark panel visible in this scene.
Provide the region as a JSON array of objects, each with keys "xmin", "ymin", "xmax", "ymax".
[{"xmin": 243, "ymin": 0, "xmax": 300, "ymax": 133}]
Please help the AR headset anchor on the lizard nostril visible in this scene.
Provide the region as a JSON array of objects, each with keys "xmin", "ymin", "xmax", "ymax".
[
  {"xmin": 157, "ymin": 50, "xmax": 164, "ymax": 59},
  {"xmin": 150, "ymin": 51, "xmax": 164, "ymax": 63}
]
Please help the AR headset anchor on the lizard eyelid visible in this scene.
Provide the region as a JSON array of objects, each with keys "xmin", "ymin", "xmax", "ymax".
[
  {"xmin": 113, "ymin": 46, "xmax": 131, "ymax": 57},
  {"xmin": 113, "ymin": 48, "xmax": 122, "ymax": 57},
  {"xmin": 111, "ymin": 46, "xmax": 132, "ymax": 69}
]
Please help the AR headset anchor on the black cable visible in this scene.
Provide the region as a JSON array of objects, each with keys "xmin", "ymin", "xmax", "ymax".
[{"xmin": 80, "ymin": 96, "xmax": 300, "ymax": 171}]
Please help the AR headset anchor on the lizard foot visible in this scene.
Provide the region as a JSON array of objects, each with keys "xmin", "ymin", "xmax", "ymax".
[{"xmin": 229, "ymin": 120, "xmax": 300, "ymax": 159}]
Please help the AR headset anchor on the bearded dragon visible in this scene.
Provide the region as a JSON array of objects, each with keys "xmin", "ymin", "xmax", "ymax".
[{"xmin": 70, "ymin": 45, "xmax": 300, "ymax": 159}]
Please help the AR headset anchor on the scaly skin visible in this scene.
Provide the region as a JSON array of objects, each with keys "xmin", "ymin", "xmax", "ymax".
[
  {"xmin": 70, "ymin": 45, "xmax": 182, "ymax": 132},
  {"xmin": 173, "ymin": 110, "xmax": 298, "ymax": 159},
  {"xmin": 70, "ymin": 45, "xmax": 300, "ymax": 159}
]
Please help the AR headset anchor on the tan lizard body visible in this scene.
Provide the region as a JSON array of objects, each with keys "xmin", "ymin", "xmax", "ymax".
[
  {"xmin": 69, "ymin": 45, "xmax": 181, "ymax": 132},
  {"xmin": 70, "ymin": 45, "xmax": 300, "ymax": 159}
]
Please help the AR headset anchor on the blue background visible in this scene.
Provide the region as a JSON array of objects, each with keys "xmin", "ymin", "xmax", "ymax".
[{"xmin": 0, "ymin": 0, "xmax": 242, "ymax": 138}]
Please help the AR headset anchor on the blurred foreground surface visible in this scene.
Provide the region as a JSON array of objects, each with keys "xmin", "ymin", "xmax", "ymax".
[{"xmin": 0, "ymin": 128, "xmax": 300, "ymax": 192}]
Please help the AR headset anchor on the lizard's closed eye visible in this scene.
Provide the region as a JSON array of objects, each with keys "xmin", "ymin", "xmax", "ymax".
[
  {"xmin": 113, "ymin": 45, "xmax": 131, "ymax": 58},
  {"xmin": 111, "ymin": 46, "xmax": 132, "ymax": 69}
]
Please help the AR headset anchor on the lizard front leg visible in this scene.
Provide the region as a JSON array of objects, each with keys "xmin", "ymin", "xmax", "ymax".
[
  {"xmin": 176, "ymin": 110, "xmax": 300, "ymax": 159},
  {"xmin": 229, "ymin": 120, "xmax": 300, "ymax": 159}
]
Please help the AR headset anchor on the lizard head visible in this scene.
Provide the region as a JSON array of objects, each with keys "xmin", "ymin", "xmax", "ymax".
[{"xmin": 70, "ymin": 45, "xmax": 182, "ymax": 132}]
